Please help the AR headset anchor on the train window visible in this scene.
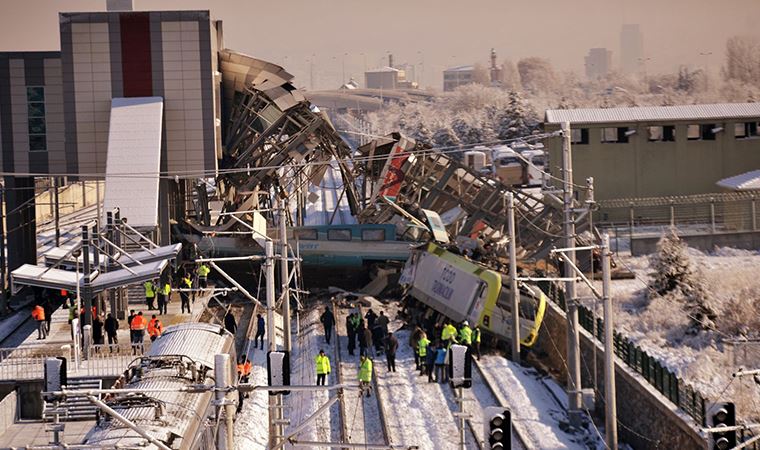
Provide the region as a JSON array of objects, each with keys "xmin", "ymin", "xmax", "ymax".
[
  {"xmin": 327, "ymin": 229, "xmax": 352, "ymax": 241},
  {"xmin": 361, "ymin": 229, "xmax": 386, "ymax": 241},
  {"xmin": 294, "ymin": 229, "xmax": 318, "ymax": 240},
  {"xmin": 518, "ymin": 296, "xmax": 537, "ymax": 321}
]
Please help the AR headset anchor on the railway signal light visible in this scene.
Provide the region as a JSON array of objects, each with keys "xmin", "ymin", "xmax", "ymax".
[
  {"xmin": 43, "ymin": 357, "xmax": 67, "ymax": 399},
  {"xmin": 484, "ymin": 406, "xmax": 511, "ymax": 450},
  {"xmin": 706, "ymin": 402, "xmax": 736, "ymax": 450},
  {"xmin": 267, "ymin": 351, "xmax": 290, "ymax": 396},
  {"xmin": 448, "ymin": 344, "xmax": 472, "ymax": 388}
]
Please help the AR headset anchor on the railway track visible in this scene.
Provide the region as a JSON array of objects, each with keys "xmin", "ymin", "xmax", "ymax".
[
  {"xmin": 470, "ymin": 357, "xmax": 531, "ymax": 450},
  {"xmin": 332, "ymin": 301, "xmax": 392, "ymax": 449}
]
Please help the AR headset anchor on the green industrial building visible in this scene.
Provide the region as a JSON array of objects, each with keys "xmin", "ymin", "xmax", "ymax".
[{"xmin": 544, "ymin": 103, "xmax": 760, "ymax": 201}]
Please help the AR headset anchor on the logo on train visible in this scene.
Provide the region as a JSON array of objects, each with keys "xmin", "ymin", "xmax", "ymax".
[{"xmin": 431, "ymin": 266, "xmax": 457, "ymax": 301}]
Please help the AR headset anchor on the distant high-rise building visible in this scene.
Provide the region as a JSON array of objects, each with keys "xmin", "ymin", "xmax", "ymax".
[
  {"xmin": 584, "ymin": 48, "xmax": 613, "ymax": 79},
  {"xmin": 620, "ymin": 24, "xmax": 644, "ymax": 74}
]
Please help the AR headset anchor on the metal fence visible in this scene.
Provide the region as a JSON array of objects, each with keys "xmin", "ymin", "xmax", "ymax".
[
  {"xmin": 73, "ymin": 342, "xmax": 152, "ymax": 378},
  {"xmin": 595, "ymin": 191, "xmax": 760, "ymax": 233},
  {"xmin": 0, "ymin": 342, "xmax": 152, "ymax": 381},
  {"xmin": 538, "ymin": 281, "xmax": 708, "ymax": 426},
  {"xmin": 0, "ymin": 346, "xmax": 69, "ymax": 380}
]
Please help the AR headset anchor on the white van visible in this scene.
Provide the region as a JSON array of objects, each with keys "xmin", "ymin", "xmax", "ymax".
[{"xmin": 521, "ymin": 149, "xmax": 546, "ymax": 187}]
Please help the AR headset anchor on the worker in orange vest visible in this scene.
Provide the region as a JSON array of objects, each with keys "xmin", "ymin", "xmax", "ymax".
[
  {"xmin": 32, "ymin": 305, "xmax": 47, "ymax": 340},
  {"xmin": 130, "ymin": 311, "xmax": 148, "ymax": 355},
  {"xmin": 147, "ymin": 315, "xmax": 163, "ymax": 342},
  {"xmin": 237, "ymin": 356, "xmax": 252, "ymax": 384}
]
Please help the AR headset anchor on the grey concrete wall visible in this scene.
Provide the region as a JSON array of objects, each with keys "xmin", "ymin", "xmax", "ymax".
[
  {"xmin": 631, "ymin": 230, "xmax": 760, "ymax": 256},
  {"xmin": 533, "ymin": 301, "xmax": 706, "ymax": 450}
]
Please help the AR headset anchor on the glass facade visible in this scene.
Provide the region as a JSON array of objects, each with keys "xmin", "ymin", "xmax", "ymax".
[{"xmin": 26, "ymin": 86, "xmax": 46, "ymax": 151}]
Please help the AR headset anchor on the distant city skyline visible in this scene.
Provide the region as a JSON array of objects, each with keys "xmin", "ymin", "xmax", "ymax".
[{"xmin": 0, "ymin": 0, "xmax": 758, "ymax": 90}]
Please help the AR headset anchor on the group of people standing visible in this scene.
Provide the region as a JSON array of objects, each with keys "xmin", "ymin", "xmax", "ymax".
[
  {"xmin": 143, "ymin": 263, "xmax": 211, "ymax": 316},
  {"xmin": 411, "ymin": 319, "xmax": 481, "ymax": 383},
  {"xmin": 315, "ymin": 305, "xmax": 398, "ymax": 397}
]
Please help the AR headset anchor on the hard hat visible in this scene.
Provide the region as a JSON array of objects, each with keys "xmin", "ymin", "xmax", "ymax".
[{"xmin": 462, "ymin": 320, "xmax": 469, "ymax": 326}]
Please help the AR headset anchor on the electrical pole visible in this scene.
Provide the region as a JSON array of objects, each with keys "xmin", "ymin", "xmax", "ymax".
[
  {"xmin": 265, "ymin": 241, "xmax": 283, "ymax": 447},
  {"xmin": 215, "ymin": 353, "xmax": 235, "ymax": 450},
  {"xmin": 562, "ymin": 121, "xmax": 583, "ymax": 426},
  {"xmin": 601, "ymin": 233, "xmax": 618, "ymax": 449},
  {"xmin": 53, "ymin": 177, "xmax": 60, "ymax": 247},
  {"xmin": 278, "ymin": 198, "xmax": 291, "ymax": 352},
  {"xmin": 507, "ymin": 191, "xmax": 520, "ymax": 363},
  {"xmin": 81, "ymin": 226, "xmax": 93, "ymax": 327},
  {"xmin": 0, "ymin": 188, "xmax": 7, "ymax": 315}
]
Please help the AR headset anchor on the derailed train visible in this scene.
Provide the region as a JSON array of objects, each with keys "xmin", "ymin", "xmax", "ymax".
[
  {"xmin": 82, "ymin": 322, "xmax": 236, "ymax": 449},
  {"xmin": 401, "ymin": 243, "xmax": 547, "ymax": 347}
]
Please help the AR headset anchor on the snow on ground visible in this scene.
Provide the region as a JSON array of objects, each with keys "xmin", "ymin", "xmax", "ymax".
[
  {"xmin": 234, "ymin": 311, "xmax": 284, "ymax": 449},
  {"xmin": 576, "ymin": 246, "xmax": 760, "ymax": 419},
  {"xmin": 283, "ymin": 307, "xmax": 336, "ymax": 448},
  {"xmin": 479, "ymin": 355, "xmax": 602, "ymax": 450},
  {"xmin": 333, "ymin": 306, "xmax": 384, "ymax": 445}
]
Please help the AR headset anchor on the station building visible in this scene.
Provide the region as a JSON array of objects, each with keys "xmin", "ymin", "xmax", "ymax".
[
  {"xmin": 0, "ymin": 5, "xmax": 291, "ymax": 274},
  {"xmin": 544, "ymin": 103, "xmax": 760, "ymax": 201}
]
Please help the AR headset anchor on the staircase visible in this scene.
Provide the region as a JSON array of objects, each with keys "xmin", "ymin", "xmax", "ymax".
[
  {"xmin": 43, "ymin": 378, "xmax": 102, "ymax": 421},
  {"xmin": 120, "ymin": 228, "xmax": 158, "ymax": 307}
]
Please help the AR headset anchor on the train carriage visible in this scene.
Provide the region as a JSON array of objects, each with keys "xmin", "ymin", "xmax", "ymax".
[
  {"xmin": 401, "ymin": 243, "xmax": 546, "ymax": 347},
  {"xmin": 83, "ymin": 322, "xmax": 236, "ymax": 449}
]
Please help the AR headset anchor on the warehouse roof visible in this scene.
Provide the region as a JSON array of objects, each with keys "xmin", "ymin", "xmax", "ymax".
[
  {"xmin": 545, "ymin": 103, "xmax": 760, "ymax": 124},
  {"xmin": 717, "ymin": 170, "xmax": 760, "ymax": 191}
]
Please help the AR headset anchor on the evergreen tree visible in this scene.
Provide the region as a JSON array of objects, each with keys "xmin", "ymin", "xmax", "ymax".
[
  {"xmin": 648, "ymin": 229, "xmax": 718, "ymax": 333},
  {"xmin": 495, "ymin": 90, "xmax": 537, "ymax": 141}
]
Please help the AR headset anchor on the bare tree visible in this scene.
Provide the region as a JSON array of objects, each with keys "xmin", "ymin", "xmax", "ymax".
[
  {"xmin": 724, "ymin": 35, "xmax": 760, "ymax": 86},
  {"xmin": 516, "ymin": 57, "xmax": 557, "ymax": 94},
  {"xmin": 500, "ymin": 59, "xmax": 521, "ymax": 89},
  {"xmin": 472, "ymin": 63, "xmax": 490, "ymax": 85}
]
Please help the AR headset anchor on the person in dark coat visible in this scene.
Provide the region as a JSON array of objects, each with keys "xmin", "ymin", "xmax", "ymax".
[
  {"xmin": 254, "ymin": 314, "xmax": 266, "ymax": 350},
  {"xmin": 104, "ymin": 313, "xmax": 119, "ymax": 352},
  {"xmin": 320, "ymin": 307, "xmax": 335, "ymax": 345},
  {"xmin": 425, "ymin": 342, "xmax": 437, "ymax": 383},
  {"xmin": 92, "ymin": 315, "xmax": 104, "ymax": 351},
  {"xmin": 365, "ymin": 309, "xmax": 377, "ymax": 330},
  {"xmin": 346, "ymin": 313, "xmax": 356, "ymax": 356},
  {"xmin": 127, "ymin": 309, "xmax": 136, "ymax": 349},
  {"xmin": 224, "ymin": 311, "xmax": 237, "ymax": 335},
  {"xmin": 358, "ymin": 324, "xmax": 371, "ymax": 357},
  {"xmin": 385, "ymin": 332, "xmax": 398, "ymax": 372},
  {"xmin": 43, "ymin": 301, "xmax": 53, "ymax": 333}
]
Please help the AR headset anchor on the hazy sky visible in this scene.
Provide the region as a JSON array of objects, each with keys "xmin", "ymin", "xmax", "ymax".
[{"xmin": 1, "ymin": 0, "xmax": 758, "ymax": 90}]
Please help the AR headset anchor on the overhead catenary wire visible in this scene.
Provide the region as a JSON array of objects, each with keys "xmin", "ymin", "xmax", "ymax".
[{"xmin": 0, "ymin": 131, "xmax": 591, "ymax": 189}]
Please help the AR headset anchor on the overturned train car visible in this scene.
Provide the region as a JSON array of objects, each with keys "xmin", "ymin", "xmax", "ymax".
[
  {"xmin": 82, "ymin": 323, "xmax": 236, "ymax": 449},
  {"xmin": 402, "ymin": 243, "xmax": 547, "ymax": 347}
]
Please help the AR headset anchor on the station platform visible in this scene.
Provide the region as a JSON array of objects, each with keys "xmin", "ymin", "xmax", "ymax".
[{"xmin": 0, "ymin": 290, "xmax": 211, "ymax": 382}]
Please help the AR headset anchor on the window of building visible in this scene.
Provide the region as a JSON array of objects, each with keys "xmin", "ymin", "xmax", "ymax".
[
  {"xmin": 701, "ymin": 124, "xmax": 716, "ymax": 140},
  {"xmin": 294, "ymin": 229, "xmax": 317, "ymax": 240},
  {"xmin": 26, "ymin": 86, "xmax": 46, "ymax": 152},
  {"xmin": 648, "ymin": 125, "xmax": 675, "ymax": 142},
  {"xmin": 601, "ymin": 127, "xmax": 630, "ymax": 143},
  {"xmin": 361, "ymin": 229, "xmax": 386, "ymax": 241},
  {"xmin": 327, "ymin": 229, "xmax": 352, "ymax": 241},
  {"xmin": 688, "ymin": 124, "xmax": 717, "ymax": 141},
  {"xmin": 735, "ymin": 122, "xmax": 760, "ymax": 139},
  {"xmin": 571, "ymin": 128, "xmax": 589, "ymax": 145}
]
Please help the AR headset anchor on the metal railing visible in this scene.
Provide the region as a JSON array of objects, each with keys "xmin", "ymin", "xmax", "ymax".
[
  {"xmin": 74, "ymin": 342, "xmax": 153, "ymax": 377},
  {"xmin": 538, "ymin": 281, "xmax": 708, "ymax": 426},
  {"xmin": 0, "ymin": 346, "xmax": 69, "ymax": 380},
  {"xmin": 595, "ymin": 192, "xmax": 760, "ymax": 235},
  {"xmin": 0, "ymin": 341, "xmax": 154, "ymax": 381}
]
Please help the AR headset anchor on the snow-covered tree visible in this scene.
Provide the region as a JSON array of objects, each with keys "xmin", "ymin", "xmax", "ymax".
[
  {"xmin": 648, "ymin": 229, "xmax": 718, "ymax": 333},
  {"xmin": 495, "ymin": 90, "xmax": 537, "ymax": 140},
  {"xmin": 432, "ymin": 126, "xmax": 460, "ymax": 150}
]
